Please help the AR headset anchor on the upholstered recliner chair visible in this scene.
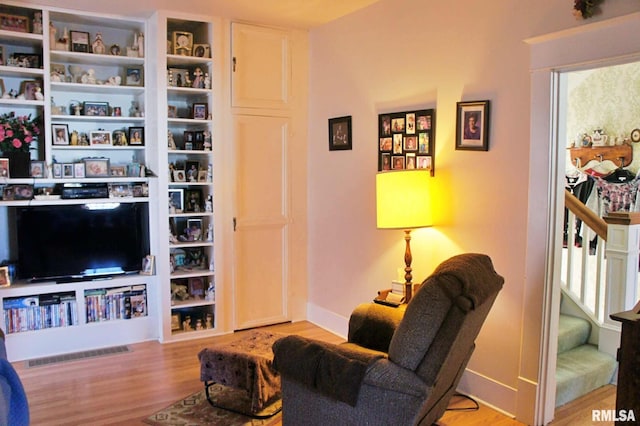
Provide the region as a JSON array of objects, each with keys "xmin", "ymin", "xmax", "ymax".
[{"xmin": 272, "ymin": 253, "xmax": 504, "ymax": 426}]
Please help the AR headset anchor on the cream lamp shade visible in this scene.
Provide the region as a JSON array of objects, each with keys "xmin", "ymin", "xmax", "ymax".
[{"xmin": 376, "ymin": 169, "xmax": 432, "ymax": 230}]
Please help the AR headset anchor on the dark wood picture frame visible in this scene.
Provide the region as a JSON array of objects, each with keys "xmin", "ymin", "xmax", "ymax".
[
  {"xmin": 0, "ymin": 13, "xmax": 29, "ymax": 33},
  {"xmin": 124, "ymin": 66, "xmax": 143, "ymax": 86},
  {"xmin": 378, "ymin": 108, "xmax": 435, "ymax": 175},
  {"xmin": 128, "ymin": 126, "xmax": 144, "ymax": 146},
  {"xmin": 191, "ymin": 103, "xmax": 208, "ymax": 120},
  {"xmin": 328, "ymin": 116, "xmax": 352, "ymax": 151},
  {"xmin": 70, "ymin": 30, "xmax": 90, "ymax": 53},
  {"xmin": 456, "ymin": 100, "xmax": 490, "ymax": 151}
]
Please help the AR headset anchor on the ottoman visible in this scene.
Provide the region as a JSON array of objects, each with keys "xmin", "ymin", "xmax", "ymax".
[{"xmin": 198, "ymin": 330, "xmax": 284, "ymax": 418}]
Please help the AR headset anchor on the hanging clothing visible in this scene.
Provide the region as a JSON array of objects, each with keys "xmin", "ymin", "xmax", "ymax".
[
  {"xmin": 565, "ymin": 171, "xmax": 596, "ymax": 249},
  {"xmin": 595, "ymin": 175, "xmax": 640, "ymax": 216}
]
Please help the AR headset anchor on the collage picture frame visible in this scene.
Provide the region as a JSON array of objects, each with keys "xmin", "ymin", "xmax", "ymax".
[{"xmin": 378, "ymin": 108, "xmax": 435, "ymax": 175}]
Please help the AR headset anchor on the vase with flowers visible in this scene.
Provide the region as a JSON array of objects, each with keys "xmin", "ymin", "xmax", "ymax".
[{"xmin": 0, "ymin": 112, "xmax": 41, "ymax": 178}]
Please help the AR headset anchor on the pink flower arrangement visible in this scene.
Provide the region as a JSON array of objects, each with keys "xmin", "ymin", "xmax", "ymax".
[{"xmin": 0, "ymin": 113, "xmax": 40, "ymax": 153}]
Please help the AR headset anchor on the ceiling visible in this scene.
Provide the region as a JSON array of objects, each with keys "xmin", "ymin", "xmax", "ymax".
[{"xmin": 24, "ymin": 0, "xmax": 382, "ymax": 29}]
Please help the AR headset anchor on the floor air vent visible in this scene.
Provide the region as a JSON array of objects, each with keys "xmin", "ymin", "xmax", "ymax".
[{"xmin": 26, "ymin": 345, "xmax": 131, "ymax": 368}]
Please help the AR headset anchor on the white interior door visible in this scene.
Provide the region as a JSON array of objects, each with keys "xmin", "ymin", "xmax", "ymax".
[{"xmin": 233, "ymin": 114, "xmax": 290, "ymax": 329}]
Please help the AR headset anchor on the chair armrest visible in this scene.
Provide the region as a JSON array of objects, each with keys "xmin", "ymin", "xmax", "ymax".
[
  {"xmin": 273, "ymin": 335, "xmax": 385, "ymax": 406},
  {"xmin": 348, "ymin": 303, "xmax": 405, "ymax": 352},
  {"xmin": 363, "ymin": 358, "xmax": 427, "ymax": 398}
]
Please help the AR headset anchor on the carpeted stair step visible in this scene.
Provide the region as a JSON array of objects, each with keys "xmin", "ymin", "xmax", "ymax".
[
  {"xmin": 557, "ymin": 314, "xmax": 590, "ymax": 354},
  {"xmin": 555, "ymin": 344, "xmax": 617, "ymax": 407}
]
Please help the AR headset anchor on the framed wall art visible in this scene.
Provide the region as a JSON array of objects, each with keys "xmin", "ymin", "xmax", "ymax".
[
  {"xmin": 378, "ymin": 108, "xmax": 435, "ymax": 175},
  {"xmin": 70, "ymin": 30, "xmax": 90, "ymax": 52},
  {"xmin": 456, "ymin": 100, "xmax": 490, "ymax": 151},
  {"xmin": 328, "ymin": 116, "xmax": 352, "ymax": 151},
  {"xmin": 52, "ymin": 124, "xmax": 69, "ymax": 145}
]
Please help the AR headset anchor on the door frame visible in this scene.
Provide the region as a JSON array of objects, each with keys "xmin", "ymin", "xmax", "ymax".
[{"xmin": 524, "ymin": 13, "xmax": 640, "ymax": 425}]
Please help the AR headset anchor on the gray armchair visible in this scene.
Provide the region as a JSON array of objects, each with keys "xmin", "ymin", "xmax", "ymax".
[{"xmin": 272, "ymin": 253, "xmax": 504, "ymax": 426}]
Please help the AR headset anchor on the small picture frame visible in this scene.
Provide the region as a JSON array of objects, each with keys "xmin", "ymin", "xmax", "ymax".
[
  {"xmin": 168, "ymin": 188, "xmax": 184, "ymax": 212},
  {"xmin": 20, "ymin": 80, "xmax": 41, "ymax": 100},
  {"xmin": 186, "ymin": 218, "xmax": 203, "ymax": 241},
  {"xmin": 328, "ymin": 116, "xmax": 352, "ymax": 151},
  {"xmin": 84, "ymin": 158, "xmax": 110, "ymax": 177},
  {"xmin": 456, "ymin": 100, "xmax": 490, "ymax": 151},
  {"xmin": 84, "ymin": 101, "xmax": 109, "ymax": 116},
  {"xmin": 62, "ymin": 164, "xmax": 74, "ymax": 178},
  {"xmin": 30, "ymin": 161, "xmax": 45, "ymax": 178},
  {"xmin": 0, "ymin": 13, "xmax": 29, "ymax": 33},
  {"xmin": 124, "ymin": 67, "xmax": 143, "ymax": 86},
  {"xmin": 184, "ymin": 188, "xmax": 203, "ymax": 212},
  {"xmin": 128, "ymin": 127, "xmax": 144, "ymax": 146},
  {"xmin": 0, "ymin": 158, "xmax": 9, "ymax": 178},
  {"xmin": 52, "ymin": 124, "xmax": 69, "ymax": 145},
  {"xmin": 112, "ymin": 130, "xmax": 128, "ymax": 146},
  {"xmin": 74, "ymin": 162, "xmax": 85, "ymax": 178},
  {"xmin": 0, "ymin": 266, "xmax": 10, "ymax": 288},
  {"xmin": 141, "ymin": 255, "xmax": 155, "ymax": 275},
  {"xmin": 168, "ymin": 68, "xmax": 189, "ymax": 87},
  {"xmin": 12, "ymin": 53, "xmax": 41, "ymax": 69},
  {"xmin": 12, "ymin": 184, "xmax": 33, "ymax": 200},
  {"xmin": 173, "ymin": 169, "xmax": 186, "ymax": 182},
  {"xmin": 168, "ymin": 105, "xmax": 178, "ymax": 118},
  {"xmin": 192, "ymin": 103, "xmax": 208, "ymax": 120},
  {"xmin": 90, "ymin": 130, "xmax": 112, "ymax": 146},
  {"xmin": 52, "ymin": 163, "xmax": 62, "ymax": 178},
  {"xmin": 193, "ymin": 44, "xmax": 210, "ymax": 58},
  {"xmin": 70, "ymin": 30, "xmax": 90, "ymax": 53},
  {"xmin": 109, "ymin": 183, "xmax": 132, "ymax": 197},
  {"xmin": 185, "ymin": 161, "xmax": 199, "ymax": 182},
  {"xmin": 188, "ymin": 276, "xmax": 205, "ymax": 298},
  {"xmin": 110, "ymin": 165, "xmax": 126, "ymax": 177},
  {"xmin": 172, "ymin": 31, "xmax": 194, "ymax": 56}
]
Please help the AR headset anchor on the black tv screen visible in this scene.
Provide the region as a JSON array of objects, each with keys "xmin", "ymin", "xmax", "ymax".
[{"xmin": 16, "ymin": 202, "xmax": 150, "ymax": 282}]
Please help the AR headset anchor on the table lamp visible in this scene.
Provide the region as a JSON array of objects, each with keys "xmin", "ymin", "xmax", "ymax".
[{"xmin": 376, "ymin": 169, "xmax": 432, "ymax": 303}]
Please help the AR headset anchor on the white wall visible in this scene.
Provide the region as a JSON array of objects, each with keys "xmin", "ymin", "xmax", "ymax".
[{"xmin": 306, "ymin": 0, "xmax": 640, "ymax": 421}]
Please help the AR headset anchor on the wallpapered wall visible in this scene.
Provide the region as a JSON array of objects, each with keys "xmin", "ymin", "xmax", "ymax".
[{"xmin": 567, "ymin": 60, "xmax": 640, "ymax": 173}]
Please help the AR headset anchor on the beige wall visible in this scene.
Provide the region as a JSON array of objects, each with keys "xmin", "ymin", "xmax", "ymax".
[{"xmin": 305, "ymin": 0, "xmax": 640, "ymax": 421}]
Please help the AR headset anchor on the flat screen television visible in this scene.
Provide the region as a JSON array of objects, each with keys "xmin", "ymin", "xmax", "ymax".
[{"xmin": 16, "ymin": 202, "xmax": 150, "ymax": 283}]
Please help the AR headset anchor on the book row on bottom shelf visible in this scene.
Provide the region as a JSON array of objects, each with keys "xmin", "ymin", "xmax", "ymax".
[
  {"xmin": 3, "ymin": 291, "xmax": 78, "ymax": 334},
  {"xmin": 85, "ymin": 284, "xmax": 147, "ymax": 323}
]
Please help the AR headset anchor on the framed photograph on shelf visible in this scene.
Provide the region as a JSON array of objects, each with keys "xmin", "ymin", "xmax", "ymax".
[
  {"xmin": 62, "ymin": 164, "xmax": 74, "ymax": 178},
  {"xmin": 188, "ymin": 277, "xmax": 205, "ymax": 299},
  {"xmin": 184, "ymin": 188, "xmax": 203, "ymax": 212},
  {"xmin": 172, "ymin": 31, "xmax": 193, "ymax": 56},
  {"xmin": 0, "ymin": 13, "xmax": 29, "ymax": 33},
  {"xmin": 141, "ymin": 255, "xmax": 155, "ymax": 275},
  {"xmin": 128, "ymin": 127, "xmax": 144, "ymax": 145},
  {"xmin": 20, "ymin": 80, "xmax": 41, "ymax": 100},
  {"xmin": 110, "ymin": 165, "xmax": 126, "ymax": 177},
  {"xmin": 52, "ymin": 163, "xmax": 62, "ymax": 178},
  {"xmin": 168, "ymin": 105, "xmax": 178, "ymax": 118},
  {"xmin": 168, "ymin": 68, "xmax": 189, "ymax": 87},
  {"xmin": 168, "ymin": 188, "xmax": 184, "ymax": 212},
  {"xmin": 186, "ymin": 218, "xmax": 203, "ymax": 241},
  {"xmin": 378, "ymin": 108, "xmax": 435, "ymax": 175},
  {"xmin": 83, "ymin": 101, "xmax": 109, "ymax": 116},
  {"xmin": 84, "ymin": 158, "xmax": 110, "ymax": 177},
  {"xmin": 124, "ymin": 67, "xmax": 143, "ymax": 86},
  {"xmin": 127, "ymin": 163, "xmax": 141, "ymax": 177},
  {"xmin": 90, "ymin": 130, "xmax": 112, "ymax": 146},
  {"xmin": 191, "ymin": 103, "xmax": 208, "ymax": 120},
  {"xmin": 172, "ymin": 169, "xmax": 186, "ymax": 182},
  {"xmin": 456, "ymin": 100, "xmax": 490, "ymax": 151},
  {"xmin": 70, "ymin": 30, "xmax": 90, "ymax": 52},
  {"xmin": 328, "ymin": 116, "xmax": 352, "ymax": 151},
  {"xmin": 74, "ymin": 162, "xmax": 85, "ymax": 178},
  {"xmin": 112, "ymin": 130, "xmax": 128, "ymax": 146},
  {"xmin": 0, "ymin": 158, "xmax": 8, "ymax": 178},
  {"xmin": 185, "ymin": 161, "xmax": 199, "ymax": 182},
  {"xmin": 30, "ymin": 161, "xmax": 45, "ymax": 178},
  {"xmin": 0, "ymin": 266, "xmax": 10, "ymax": 288},
  {"xmin": 52, "ymin": 124, "xmax": 69, "ymax": 145},
  {"xmin": 193, "ymin": 44, "xmax": 210, "ymax": 58},
  {"xmin": 12, "ymin": 53, "xmax": 41, "ymax": 69}
]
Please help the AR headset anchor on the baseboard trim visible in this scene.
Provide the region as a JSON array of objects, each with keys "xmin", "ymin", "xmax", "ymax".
[
  {"xmin": 306, "ymin": 302, "xmax": 348, "ymax": 339},
  {"xmin": 457, "ymin": 368, "xmax": 518, "ymax": 419}
]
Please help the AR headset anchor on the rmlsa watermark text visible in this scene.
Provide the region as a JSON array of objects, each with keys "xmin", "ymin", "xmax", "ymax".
[{"xmin": 592, "ymin": 409, "xmax": 636, "ymax": 422}]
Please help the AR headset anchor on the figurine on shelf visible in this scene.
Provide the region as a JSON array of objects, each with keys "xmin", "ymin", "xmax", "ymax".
[
  {"xmin": 49, "ymin": 22, "xmax": 57, "ymax": 47},
  {"xmin": 203, "ymin": 130, "xmax": 212, "ymax": 151},
  {"xmin": 206, "ymin": 222, "xmax": 213, "ymax": 242},
  {"xmin": 81, "ymin": 69, "xmax": 97, "ymax": 84},
  {"xmin": 204, "ymin": 73, "xmax": 211, "ymax": 90},
  {"xmin": 32, "ymin": 12, "xmax": 43, "ymax": 34},
  {"xmin": 92, "ymin": 33, "xmax": 106, "ymax": 54},
  {"xmin": 34, "ymin": 87, "xmax": 44, "ymax": 101},
  {"xmin": 129, "ymin": 101, "xmax": 140, "ymax": 117},
  {"xmin": 205, "ymin": 194, "xmax": 213, "ymax": 212},
  {"xmin": 192, "ymin": 67, "xmax": 204, "ymax": 89},
  {"xmin": 168, "ymin": 130, "xmax": 177, "ymax": 149},
  {"xmin": 137, "ymin": 32, "xmax": 144, "ymax": 58},
  {"xmin": 207, "ymin": 163, "xmax": 213, "ymax": 182},
  {"xmin": 70, "ymin": 130, "xmax": 79, "ymax": 145}
]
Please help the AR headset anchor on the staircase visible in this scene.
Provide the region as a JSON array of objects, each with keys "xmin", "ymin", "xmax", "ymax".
[{"xmin": 556, "ymin": 313, "xmax": 618, "ymax": 407}]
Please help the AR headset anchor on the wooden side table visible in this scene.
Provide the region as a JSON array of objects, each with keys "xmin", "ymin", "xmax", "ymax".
[{"xmin": 610, "ymin": 301, "xmax": 640, "ymax": 425}]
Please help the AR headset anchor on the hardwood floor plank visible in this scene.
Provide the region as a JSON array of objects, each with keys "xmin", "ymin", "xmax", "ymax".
[{"xmin": 11, "ymin": 321, "xmax": 613, "ymax": 425}]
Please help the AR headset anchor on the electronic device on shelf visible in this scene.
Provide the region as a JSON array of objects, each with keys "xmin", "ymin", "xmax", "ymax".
[{"xmin": 60, "ymin": 183, "xmax": 110, "ymax": 199}]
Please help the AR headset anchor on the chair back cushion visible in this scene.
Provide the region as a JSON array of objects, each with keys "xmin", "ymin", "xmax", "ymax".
[{"xmin": 388, "ymin": 253, "xmax": 504, "ymax": 383}]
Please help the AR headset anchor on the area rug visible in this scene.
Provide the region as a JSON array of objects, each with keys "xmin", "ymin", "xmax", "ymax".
[{"xmin": 144, "ymin": 384, "xmax": 282, "ymax": 426}]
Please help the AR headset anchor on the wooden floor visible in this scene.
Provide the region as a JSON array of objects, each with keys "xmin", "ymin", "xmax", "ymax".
[{"xmin": 12, "ymin": 321, "xmax": 615, "ymax": 425}]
